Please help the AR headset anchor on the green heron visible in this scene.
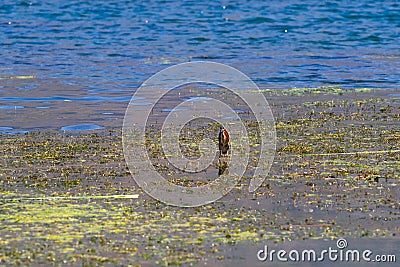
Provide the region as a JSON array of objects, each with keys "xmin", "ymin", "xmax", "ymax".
[{"xmin": 218, "ymin": 126, "xmax": 230, "ymax": 156}]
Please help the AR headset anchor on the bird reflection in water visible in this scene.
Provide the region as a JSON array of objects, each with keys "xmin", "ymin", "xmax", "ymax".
[
  {"xmin": 218, "ymin": 126, "xmax": 230, "ymax": 176},
  {"xmin": 218, "ymin": 157, "xmax": 229, "ymax": 176}
]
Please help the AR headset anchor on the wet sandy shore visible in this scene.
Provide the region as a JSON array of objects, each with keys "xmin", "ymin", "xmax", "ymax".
[{"xmin": 0, "ymin": 88, "xmax": 399, "ymax": 266}]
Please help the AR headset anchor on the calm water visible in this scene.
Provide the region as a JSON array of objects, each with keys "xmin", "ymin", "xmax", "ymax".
[{"xmin": 0, "ymin": 0, "xmax": 399, "ymax": 129}]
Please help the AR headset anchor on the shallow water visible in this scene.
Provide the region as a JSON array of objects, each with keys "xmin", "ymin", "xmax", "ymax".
[
  {"xmin": 60, "ymin": 123, "xmax": 104, "ymax": 132},
  {"xmin": 0, "ymin": 0, "xmax": 399, "ymax": 130},
  {"xmin": 0, "ymin": 126, "xmax": 29, "ymax": 134}
]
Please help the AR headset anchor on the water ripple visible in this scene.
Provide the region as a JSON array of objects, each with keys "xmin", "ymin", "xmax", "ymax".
[{"xmin": 0, "ymin": 0, "xmax": 398, "ymax": 99}]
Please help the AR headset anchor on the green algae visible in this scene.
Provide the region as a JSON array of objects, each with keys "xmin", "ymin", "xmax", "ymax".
[
  {"xmin": 0, "ymin": 88, "xmax": 399, "ymax": 265},
  {"xmin": 255, "ymin": 86, "xmax": 374, "ymax": 96}
]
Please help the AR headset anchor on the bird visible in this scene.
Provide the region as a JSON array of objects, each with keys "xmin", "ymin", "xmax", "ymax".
[{"xmin": 218, "ymin": 125, "xmax": 230, "ymax": 156}]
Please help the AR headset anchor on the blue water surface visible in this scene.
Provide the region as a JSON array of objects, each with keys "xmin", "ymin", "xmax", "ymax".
[
  {"xmin": 0, "ymin": 0, "xmax": 398, "ymax": 99},
  {"xmin": 60, "ymin": 123, "xmax": 104, "ymax": 132}
]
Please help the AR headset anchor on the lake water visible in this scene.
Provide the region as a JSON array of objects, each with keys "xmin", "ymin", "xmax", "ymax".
[{"xmin": 0, "ymin": 0, "xmax": 399, "ymax": 130}]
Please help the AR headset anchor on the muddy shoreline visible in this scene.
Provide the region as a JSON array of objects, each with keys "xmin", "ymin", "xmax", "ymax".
[{"xmin": 0, "ymin": 88, "xmax": 399, "ymax": 266}]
